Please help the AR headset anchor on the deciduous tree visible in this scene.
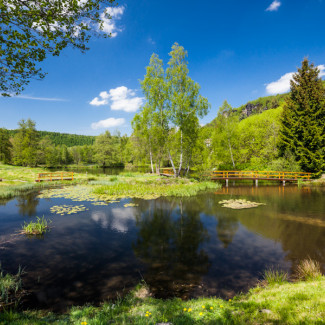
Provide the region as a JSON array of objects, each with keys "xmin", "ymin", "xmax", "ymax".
[{"xmin": 0, "ymin": 0, "xmax": 117, "ymax": 96}]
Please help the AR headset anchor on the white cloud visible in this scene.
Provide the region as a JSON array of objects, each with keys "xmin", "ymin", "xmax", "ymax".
[
  {"xmin": 266, "ymin": 0, "xmax": 281, "ymax": 11},
  {"xmin": 318, "ymin": 64, "xmax": 325, "ymax": 77},
  {"xmin": 15, "ymin": 95, "xmax": 68, "ymax": 101},
  {"xmin": 100, "ymin": 6, "xmax": 125, "ymax": 37},
  {"xmin": 91, "ymin": 117, "xmax": 125, "ymax": 130},
  {"xmin": 266, "ymin": 72, "xmax": 294, "ymax": 95},
  {"xmin": 90, "ymin": 86, "xmax": 144, "ymax": 112},
  {"xmin": 266, "ymin": 65, "xmax": 325, "ymax": 95}
]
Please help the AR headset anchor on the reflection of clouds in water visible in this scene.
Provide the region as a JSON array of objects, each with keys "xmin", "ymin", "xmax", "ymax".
[
  {"xmin": 91, "ymin": 211, "xmax": 109, "ymax": 229},
  {"xmin": 91, "ymin": 208, "xmax": 136, "ymax": 233}
]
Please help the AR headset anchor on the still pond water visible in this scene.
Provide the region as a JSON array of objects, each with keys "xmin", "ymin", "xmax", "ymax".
[{"xmin": 0, "ymin": 184, "xmax": 324, "ymax": 311}]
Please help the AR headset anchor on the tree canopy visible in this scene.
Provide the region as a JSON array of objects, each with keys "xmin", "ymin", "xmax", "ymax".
[
  {"xmin": 0, "ymin": 0, "xmax": 116, "ymax": 96},
  {"xmin": 278, "ymin": 58, "xmax": 325, "ymax": 173}
]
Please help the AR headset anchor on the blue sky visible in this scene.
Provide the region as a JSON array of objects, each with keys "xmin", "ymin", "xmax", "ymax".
[{"xmin": 1, "ymin": 0, "xmax": 325, "ymax": 136}]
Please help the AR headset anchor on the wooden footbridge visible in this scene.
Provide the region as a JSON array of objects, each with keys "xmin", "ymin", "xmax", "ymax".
[
  {"xmin": 35, "ymin": 172, "xmax": 74, "ymax": 182},
  {"xmin": 160, "ymin": 168, "xmax": 313, "ymax": 186}
]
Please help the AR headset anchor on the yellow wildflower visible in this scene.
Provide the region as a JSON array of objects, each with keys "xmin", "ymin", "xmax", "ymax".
[
  {"xmin": 210, "ymin": 307, "xmax": 213, "ymax": 310},
  {"xmin": 202, "ymin": 305, "xmax": 205, "ymax": 309},
  {"xmin": 81, "ymin": 322, "xmax": 87, "ymax": 325},
  {"xmin": 188, "ymin": 308, "xmax": 192, "ymax": 312},
  {"xmin": 199, "ymin": 312, "xmax": 203, "ymax": 316},
  {"xmin": 145, "ymin": 314, "xmax": 149, "ymax": 317},
  {"xmin": 183, "ymin": 308, "xmax": 187, "ymax": 311},
  {"xmin": 229, "ymin": 299, "xmax": 232, "ymax": 302},
  {"xmin": 220, "ymin": 305, "xmax": 224, "ymax": 308}
]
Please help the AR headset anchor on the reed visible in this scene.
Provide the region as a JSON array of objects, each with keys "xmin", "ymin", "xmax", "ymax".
[
  {"xmin": 263, "ymin": 268, "xmax": 288, "ymax": 285},
  {"xmin": 21, "ymin": 216, "xmax": 51, "ymax": 235}
]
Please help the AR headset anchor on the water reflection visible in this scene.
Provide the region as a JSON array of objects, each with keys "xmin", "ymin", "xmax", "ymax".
[
  {"xmin": 133, "ymin": 199, "xmax": 210, "ymax": 298},
  {"xmin": 0, "ymin": 185, "xmax": 324, "ymax": 311},
  {"xmin": 16, "ymin": 193, "xmax": 39, "ymax": 216},
  {"xmin": 91, "ymin": 207, "xmax": 136, "ymax": 233}
]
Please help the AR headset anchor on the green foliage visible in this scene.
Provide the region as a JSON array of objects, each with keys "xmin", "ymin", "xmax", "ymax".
[
  {"xmin": 211, "ymin": 100, "xmax": 239, "ymax": 169},
  {"xmin": 0, "ymin": 128, "xmax": 12, "ymax": 163},
  {"xmin": 278, "ymin": 59, "xmax": 325, "ymax": 173},
  {"xmin": 8, "ymin": 130, "xmax": 95, "ymax": 147},
  {"xmin": 0, "ymin": 0, "xmax": 117, "ymax": 96},
  {"xmin": 0, "ymin": 266, "xmax": 23, "ymax": 309},
  {"xmin": 12, "ymin": 119, "xmax": 39, "ymax": 167},
  {"xmin": 22, "ymin": 216, "xmax": 51, "ymax": 235},
  {"xmin": 93, "ymin": 131, "xmax": 124, "ymax": 167}
]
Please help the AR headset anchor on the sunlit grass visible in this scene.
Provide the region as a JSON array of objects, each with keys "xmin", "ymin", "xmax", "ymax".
[
  {"xmin": 1, "ymin": 277, "xmax": 325, "ymax": 324},
  {"xmin": 295, "ymin": 258, "xmax": 323, "ymax": 281},
  {"xmin": 21, "ymin": 216, "xmax": 51, "ymax": 235},
  {"xmin": 93, "ymin": 179, "xmax": 220, "ymax": 200},
  {"xmin": 263, "ymin": 267, "xmax": 288, "ymax": 285}
]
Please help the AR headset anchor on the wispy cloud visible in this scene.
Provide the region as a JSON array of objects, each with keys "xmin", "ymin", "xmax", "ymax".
[
  {"xmin": 90, "ymin": 86, "xmax": 144, "ymax": 112},
  {"xmin": 91, "ymin": 117, "xmax": 125, "ymax": 130},
  {"xmin": 266, "ymin": 0, "xmax": 281, "ymax": 11},
  {"xmin": 100, "ymin": 6, "xmax": 125, "ymax": 37},
  {"xmin": 15, "ymin": 95, "xmax": 68, "ymax": 101},
  {"xmin": 265, "ymin": 65, "xmax": 325, "ymax": 95}
]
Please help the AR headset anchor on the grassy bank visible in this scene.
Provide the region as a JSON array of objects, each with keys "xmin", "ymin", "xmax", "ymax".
[
  {"xmin": 1, "ymin": 277, "xmax": 324, "ymax": 325},
  {"xmin": 93, "ymin": 177, "xmax": 220, "ymax": 200},
  {"xmin": 0, "ymin": 164, "xmax": 221, "ymax": 200}
]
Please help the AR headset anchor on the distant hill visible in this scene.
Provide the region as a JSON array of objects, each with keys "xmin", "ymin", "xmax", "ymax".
[
  {"xmin": 8, "ymin": 130, "xmax": 96, "ymax": 147},
  {"xmin": 205, "ymin": 92, "xmax": 288, "ymax": 128}
]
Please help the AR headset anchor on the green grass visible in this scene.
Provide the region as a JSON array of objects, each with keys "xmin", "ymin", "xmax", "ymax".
[
  {"xmin": 0, "ymin": 267, "xmax": 23, "ymax": 310},
  {"xmin": 21, "ymin": 216, "xmax": 51, "ymax": 236},
  {"xmin": 1, "ymin": 277, "xmax": 325, "ymax": 324},
  {"xmin": 263, "ymin": 268, "xmax": 288, "ymax": 285},
  {"xmin": 93, "ymin": 178, "xmax": 220, "ymax": 200}
]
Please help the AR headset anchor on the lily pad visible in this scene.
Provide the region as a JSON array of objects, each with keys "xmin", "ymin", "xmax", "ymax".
[{"xmin": 219, "ymin": 199, "xmax": 265, "ymax": 209}]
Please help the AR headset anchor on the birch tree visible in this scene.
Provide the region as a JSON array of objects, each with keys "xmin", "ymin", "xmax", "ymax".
[{"xmin": 166, "ymin": 43, "xmax": 210, "ymax": 177}]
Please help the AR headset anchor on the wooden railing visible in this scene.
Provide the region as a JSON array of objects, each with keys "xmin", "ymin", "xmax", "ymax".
[
  {"xmin": 36, "ymin": 172, "xmax": 74, "ymax": 182},
  {"xmin": 211, "ymin": 170, "xmax": 313, "ymax": 180},
  {"xmin": 160, "ymin": 168, "xmax": 175, "ymax": 176}
]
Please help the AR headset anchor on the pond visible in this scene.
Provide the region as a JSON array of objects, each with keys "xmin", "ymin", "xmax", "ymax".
[{"xmin": 0, "ymin": 184, "xmax": 324, "ymax": 312}]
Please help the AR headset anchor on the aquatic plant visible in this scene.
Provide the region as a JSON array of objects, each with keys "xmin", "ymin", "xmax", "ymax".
[
  {"xmin": 295, "ymin": 258, "xmax": 322, "ymax": 281},
  {"xmin": 219, "ymin": 199, "xmax": 265, "ymax": 209},
  {"xmin": 50, "ymin": 205, "xmax": 89, "ymax": 215},
  {"xmin": 263, "ymin": 268, "xmax": 288, "ymax": 285},
  {"xmin": 93, "ymin": 180, "xmax": 219, "ymax": 200},
  {"xmin": 0, "ymin": 266, "xmax": 23, "ymax": 309},
  {"xmin": 21, "ymin": 216, "xmax": 51, "ymax": 235},
  {"xmin": 124, "ymin": 203, "xmax": 139, "ymax": 207}
]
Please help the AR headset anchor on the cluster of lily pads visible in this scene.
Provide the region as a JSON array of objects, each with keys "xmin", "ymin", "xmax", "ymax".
[
  {"xmin": 123, "ymin": 203, "xmax": 139, "ymax": 207},
  {"xmin": 50, "ymin": 205, "xmax": 89, "ymax": 215},
  {"xmin": 219, "ymin": 199, "xmax": 265, "ymax": 209},
  {"xmin": 38, "ymin": 186, "xmax": 120, "ymax": 205}
]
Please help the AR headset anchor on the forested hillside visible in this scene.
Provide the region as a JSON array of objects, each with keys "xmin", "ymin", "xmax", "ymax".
[{"xmin": 7, "ymin": 130, "xmax": 95, "ymax": 147}]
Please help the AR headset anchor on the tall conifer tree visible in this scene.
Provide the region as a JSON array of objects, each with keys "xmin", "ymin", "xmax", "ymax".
[{"xmin": 278, "ymin": 59, "xmax": 325, "ymax": 173}]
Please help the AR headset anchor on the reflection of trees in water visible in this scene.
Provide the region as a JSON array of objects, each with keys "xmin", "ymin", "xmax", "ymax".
[
  {"xmin": 16, "ymin": 193, "xmax": 39, "ymax": 216},
  {"xmin": 216, "ymin": 215, "xmax": 238, "ymax": 248},
  {"xmin": 133, "ymin": 199, "xmax": 210, "ymax": 298}
]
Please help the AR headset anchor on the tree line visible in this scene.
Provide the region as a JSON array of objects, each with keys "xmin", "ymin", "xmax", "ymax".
[
  {"xmin": 1, "ymin": 50, "xmax": 324, "ymax": 175},
  {"xmin": 0, "ymin": 120, "xmax": 127, "ymax": 167}
]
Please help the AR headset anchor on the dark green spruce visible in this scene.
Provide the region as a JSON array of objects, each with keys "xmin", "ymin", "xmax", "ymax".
[{"xmin": 278, "ymin": 58, "xmax": 325, "ymax": 174}]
